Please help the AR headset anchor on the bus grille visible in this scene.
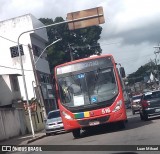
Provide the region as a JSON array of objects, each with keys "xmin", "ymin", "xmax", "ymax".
[{"xmin": 77, "ymin": 115, "xmax": 110, "ymax": 126}]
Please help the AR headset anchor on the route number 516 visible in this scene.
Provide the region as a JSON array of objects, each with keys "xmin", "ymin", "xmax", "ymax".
[{"xmin": 102, "ymin": 108, "xmax": 110, "ymax": 114}]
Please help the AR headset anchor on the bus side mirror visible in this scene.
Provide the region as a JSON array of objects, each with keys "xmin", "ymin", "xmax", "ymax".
[{"xmin": 119, "ymin": 67, "xmax": 126, "ymax": 78}]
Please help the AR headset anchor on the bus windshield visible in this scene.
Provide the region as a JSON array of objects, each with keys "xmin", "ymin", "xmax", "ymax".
[{"xmin": 57, "ymin": 67, "xmax": 118, "ymax": 107}]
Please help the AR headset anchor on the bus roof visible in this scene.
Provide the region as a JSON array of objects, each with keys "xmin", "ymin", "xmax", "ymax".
[{"xmin": 54, "ymin": 54, "xmax": 114, "ymax": 69}]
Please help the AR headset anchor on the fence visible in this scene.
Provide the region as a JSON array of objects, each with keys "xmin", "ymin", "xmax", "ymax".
[{"xmin": 0, "ymin": 108, "xmax": 27, "ymax": 141}]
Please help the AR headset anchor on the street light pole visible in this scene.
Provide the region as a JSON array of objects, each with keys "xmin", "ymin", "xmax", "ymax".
[
  {"xmin": 68, "ymin": 43, "xmax": 74, "ymax": 61},
  {"xmin": 35, "ymin": 39, "xmax": 62, "ymax": 65},
  {"xmin": 17, "ymin": 40, "xmax": 35, "ymax": 138},
  {"xmin": 28, "ymin": 44, "xmax": 47, "ymax": 120}
]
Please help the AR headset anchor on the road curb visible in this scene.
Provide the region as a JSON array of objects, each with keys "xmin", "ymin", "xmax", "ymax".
[{"xmin": 27, "ymin": 134, "xmax": 46, "ymax": 144}]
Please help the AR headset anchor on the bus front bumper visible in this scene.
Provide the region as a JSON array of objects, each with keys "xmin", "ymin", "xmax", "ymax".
[{"xmin": 63, "ymin": 110, "xmax": 127, "ymax": 131}]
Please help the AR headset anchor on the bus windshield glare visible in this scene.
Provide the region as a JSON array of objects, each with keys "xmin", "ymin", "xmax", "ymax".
[{"xmin": 57, "ymin": 67, "xmax": 118, "ymax": 107}]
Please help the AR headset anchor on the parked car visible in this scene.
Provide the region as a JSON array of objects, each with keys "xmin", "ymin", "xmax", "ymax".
[
  {"xmin": 45, "ymin": 110, "xmax": 64, "ymax": 136},
  {"xmin": 140, "ymin": 90, "xmax": 160, "ymax": 121},
  {"xmin": 131, "ymin": 94, "xmax": 142, "ymax": 115}
]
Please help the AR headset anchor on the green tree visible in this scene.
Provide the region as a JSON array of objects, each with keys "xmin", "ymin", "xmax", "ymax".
[
  {"xmin": 127, "ymin": 61, "xmax": 159, "ymax": 84},
  {"xmin": 39, "ymin": 17, "xmax": 102, "ymax": 73}
]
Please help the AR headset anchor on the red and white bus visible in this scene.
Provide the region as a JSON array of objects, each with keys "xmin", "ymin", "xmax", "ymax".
[{"xmin": 54, "ymin": 54, "xmax": 127, "ymax": 138}]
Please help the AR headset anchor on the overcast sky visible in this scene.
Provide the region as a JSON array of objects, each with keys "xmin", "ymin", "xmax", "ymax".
[{"xmin": 1, "ymin": 0, "xmax": 160, "ymax": 75}]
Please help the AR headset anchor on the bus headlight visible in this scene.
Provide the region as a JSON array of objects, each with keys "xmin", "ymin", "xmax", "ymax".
[
  {"xmin": 61, "ymin": 111, "xmax": 73, "ymax": 120},
  {"xmin": 112, "ymin": 100, "xmax": 122, "ymax": 112}
]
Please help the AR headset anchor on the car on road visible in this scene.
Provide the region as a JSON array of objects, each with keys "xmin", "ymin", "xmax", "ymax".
[
  {"xmin": 139, "ymin": 90, "xmax": 160, "ymax": 121},
  {"xmin": 131, "ymin": 94, "xmax": 142, "ymax": 115},
  {"xmin": 45, "ymin": 109, "xmax": 64, "ymax": 136}
]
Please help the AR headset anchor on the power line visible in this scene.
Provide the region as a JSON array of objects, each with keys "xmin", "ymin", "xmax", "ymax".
[
  {"xmin": 0, "ymin": 35, "xmax": 32, "ymax": 71},
  {"xmin": 0, "ymin": 35, "xmax": 27, "ymax": 46},
  {"xmin": 1, "ymin": 32, "xmax": 121, "ymax": 48},
  {"xmin": 127, "ymin": 76, "xmax": 143, "ymax": 79},
  {"xmin": 119, "ymin": 53, "xmax": 154, "ymax": 63},
  {"xmin": 0, "ymin": 34, "xmax": 156, "ymax": 70},
  {"xmin": 68, "ymin": 41, "xmax": 121, "ymax": 50},
  {"xmin": 0, "ymin": 64, "xmax": 32, "ymax": 71}
]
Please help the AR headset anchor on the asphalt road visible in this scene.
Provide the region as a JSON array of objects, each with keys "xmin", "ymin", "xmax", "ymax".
[{"xmin": 10, "ymin": 109, "xmax": 160, "ymax": 154}]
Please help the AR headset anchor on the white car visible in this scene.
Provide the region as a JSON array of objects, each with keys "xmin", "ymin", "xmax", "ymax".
[{"xmin": 45, "ymin": 110, "xmax": 64, "ymax": 136}]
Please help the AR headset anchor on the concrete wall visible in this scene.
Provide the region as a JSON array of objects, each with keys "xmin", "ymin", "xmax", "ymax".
[
  {"xmin": 0, "ymin": 106, "xmax": 45, "ymax": 141},
  {"xmin": 0, "ymin": 14, "xmax": 33, "ymax": 40},
  {"xmin": 0, "ymin": 108, "xmax": 27, "ymax": 141},
  {"xmin": 0, "ymin": 75, "xmax": 21, "ymax": 106}
]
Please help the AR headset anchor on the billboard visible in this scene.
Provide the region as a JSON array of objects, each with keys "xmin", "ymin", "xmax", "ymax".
[{"xmin": 67, "ymin": 7, "xmax": 105, "ymax": 30}]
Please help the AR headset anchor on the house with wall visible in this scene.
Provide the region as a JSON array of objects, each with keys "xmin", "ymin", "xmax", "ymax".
[
  {"xmin": 0, "ymin": 14, "xmax": 57, "ymax": 114},
  {"xmin": 0, "ymin": 74, "xmax": 21, "ymax": 107},
  {"xmin": 0, "ymin": 75, "xmax": 44, "ymax": 141},
  {"xmin": 0, "ymin": 73, "xmax": 28, "ymax": 141},
  {"xmin": 23, "ymin": 99, "xmax": 45, "ymax": 133}
]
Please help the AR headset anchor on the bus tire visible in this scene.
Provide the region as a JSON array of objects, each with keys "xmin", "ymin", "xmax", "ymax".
[
  {"xmin": 140, "ymin": 113, "xmax": 144, "ymax": 121},
  {"xmin": 125, "ymin": 119, "xmax": 128, "ymax": 123},
  {"xmin": 72, "ymin": 129, "xmax": 81, "ymax": 138},
  {"xmin": 143, "ymin": 114, "xmax": 148, "ymax": 121}
]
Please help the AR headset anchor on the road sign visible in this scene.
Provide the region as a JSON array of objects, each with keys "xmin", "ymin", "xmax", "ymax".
[{"xmin": 67, "ymin": 7, "xmax": 105, "ymax": 30}]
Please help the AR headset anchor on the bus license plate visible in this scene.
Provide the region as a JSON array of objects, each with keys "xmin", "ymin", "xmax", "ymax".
[
  {"xmin": 89, "ymin": 121, "xmax": 100, "ymax": 126},
  {"xmin": 155, "ymin": 109, "xmax": 160, "ymax": 112}
]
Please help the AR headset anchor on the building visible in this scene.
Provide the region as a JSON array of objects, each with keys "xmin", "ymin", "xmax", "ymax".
[
  {"xmin": 0, "ymin": 14, "xmax": 56, "ymax": 114},
  {"xmin": 0, "ymin": 74, "xmax": 21, "ymax": 107},
  {"xmin": 0, "ymin": 73, "xmax": 28, "ymax": 141}
]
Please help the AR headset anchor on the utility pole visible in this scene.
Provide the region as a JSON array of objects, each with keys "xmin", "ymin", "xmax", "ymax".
[
  {"xmin": 68, "ymin": 43, "xmax": 74, "ymax": 61},
  {"xmin": 133, "ymin": 78, "xmax": 136, "ymax": 93},
  {"xmin": 154, "ymin": 53, "xmax": 159, "ymax": 88},
  {"xmin": 17, "ymin": 44, "xmax": 35, "ymax": 138},
  {"xmin": 28, "ymin": 39, "xmax": 62, "ymax": 119},
  {"xmin": 154, "ymin": 45, "xmax": 160, "ymax": 87},
  {"xmin": 28, "ymin": 44, "xmax": 47, "ymax": 119},
  {"xmin": 150, "ymin": 59, "xmax": 156, "ymax": 88}
]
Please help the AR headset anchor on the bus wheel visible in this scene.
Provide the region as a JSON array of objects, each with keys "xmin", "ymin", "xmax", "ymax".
[
  {"xmin": 72, "ymin": 129, "xmax": 81, "ymax": 138},
  {"xmin": 140, "ymin": 113, "xmax": 144, "ymax": 121},
  {"xmin": 125, "ymin": 119, "xmax": 128, "ymax": 123},
  {"xmin": 143, "ymin": 114, "xmax": 148, "ymax": 121}
]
